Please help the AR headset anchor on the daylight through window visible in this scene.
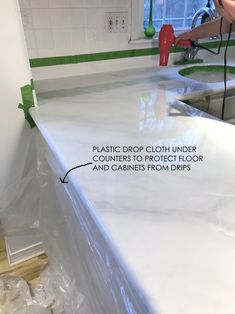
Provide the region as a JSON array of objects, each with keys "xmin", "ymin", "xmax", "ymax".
[{"xmin": 144, "ymin": 0, "xmax": 215, "ymax": 31}]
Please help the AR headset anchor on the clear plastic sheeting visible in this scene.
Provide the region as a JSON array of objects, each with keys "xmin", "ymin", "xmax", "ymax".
[
  {"xmin": 0, "ymin": 128, "xmax": 40, "ymax": 235},
  {"xmin": 0, "ymin": 267, "xmax": 83, "ymax": 314},
  {"xmin": 32, "ymin": 265, "xmax": 84, "ymax": 313},
  {"xmin": 0, "ymin": 275, "xmax": 32, "ymax": 314},
  {"xmin": 0, "ymin": 122, "xmax": 155, "ymax": 314},
  {"xmin": 26, "ymin": 305, "xmax": 51, "ymax": 314},
  {"xmin": 0, "ymin": 127, "xmax": 85, "ymax": 314},
  {"xmin": 36, "ymin": 130, "xmax": 155, "ymax": 314}
]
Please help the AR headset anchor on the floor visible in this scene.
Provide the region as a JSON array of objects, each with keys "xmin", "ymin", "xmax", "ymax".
[{"xmin": 0, "ymin": 236, "xmax": 47, "ymax": 287}]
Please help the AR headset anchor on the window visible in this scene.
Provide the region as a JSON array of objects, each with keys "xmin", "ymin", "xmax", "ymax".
[
  {"xmin": 144, "ymin": 0, "xmax": 215, "ymax": 31},
  {"xmin": 131, "ymin": 0, "xmax": 215, "ymax": 40}
]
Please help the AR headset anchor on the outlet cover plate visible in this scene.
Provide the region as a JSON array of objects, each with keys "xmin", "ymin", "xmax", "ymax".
[{"xmin": 105, "ymin": 12, "xmax": 128, "ymax": 33}]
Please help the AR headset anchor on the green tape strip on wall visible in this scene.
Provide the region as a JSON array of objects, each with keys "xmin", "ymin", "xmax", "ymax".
[
  {"xmin": 18, "ymin": 80, "xmax": 35, "ymax": 128},
  {"xmin": 29, "ymin": 39, "xmax": 235, "ymax": 68},
  {"xmin": 29, "ymin": 46, "xmax": 187, "ymax": 68}
]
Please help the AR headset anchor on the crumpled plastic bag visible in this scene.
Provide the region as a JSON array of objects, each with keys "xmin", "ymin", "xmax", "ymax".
[
  {"xmin": 0, "ymin": 267, "xmax": 83, "ymax": 314},
  {"xmin": 0, "ymin": 275, "xmax": 53, "ymax": 314},
  {"xmin": 25, "ymin": 304, "xmax": 51, "ymax": 313},
  {"xmin": 32, "ymin": 265, "xmax": 84, "ymax": 313},
  {"xmin": 0, "ymin": 275, "xmax": 32, "ymax": 314}
]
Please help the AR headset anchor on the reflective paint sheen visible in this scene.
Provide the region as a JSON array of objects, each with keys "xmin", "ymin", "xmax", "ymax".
[{"xmin": 31, "ymin": 65, "xmax": 235, "ymax": 314}]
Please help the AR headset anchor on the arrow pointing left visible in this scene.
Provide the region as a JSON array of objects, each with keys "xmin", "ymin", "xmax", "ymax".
[{"xmin": 59, "ymin": 162, "xmax": 93, "ymax": 183}]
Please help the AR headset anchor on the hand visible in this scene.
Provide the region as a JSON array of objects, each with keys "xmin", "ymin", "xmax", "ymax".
[{"xmin": 175, "ymin": 30, "xmax": 198, "ymax": 44}]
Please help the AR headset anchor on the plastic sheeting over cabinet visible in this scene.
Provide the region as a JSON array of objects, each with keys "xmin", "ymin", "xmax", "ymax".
[{"xmin": 0, "ymin": 128, "xmax": 155, "ymax": 314}]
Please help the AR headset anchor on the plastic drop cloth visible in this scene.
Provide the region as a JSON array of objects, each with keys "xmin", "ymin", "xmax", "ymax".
[
  {"xmin": 0, "ymin": 275, "xmax": 32, "ymax": 313},
  {"xmin": 0, "ymin": 274, "xmax": 52, "ymax": 313},
  {"xmin": 0, "ymin": 270, "xmax": 77, "ymax": 314},
  {"xmin": 0, "ymin": 125, "xmax": 155, "ymax": 314},
  {"xmin": 0, "ymin": 128, "xmax": 40, "ymax": 235}
]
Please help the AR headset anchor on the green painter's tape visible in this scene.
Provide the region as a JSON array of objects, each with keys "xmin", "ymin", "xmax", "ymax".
[
  {"xmin": 179, "ymin": 65, "xmax": 235, "ymax": 77},
  {"xmin": 18, "ymin": 80, "xmax": 35, "ymax": 128},
  {"xmin": 173, "ymin": 58, "xmax": 204, "ymax": 65},
  {"xmin": 29, "ymin": 39, "xmax": 235, "ymax": 68},
  {"xmin": 200, "ymin": 39, "xmax": 235, "ymax": 49},
  {"xmin": 29, "ymin": 47, "xmax": 185, "ymax": 68},
  {"xmin": 30, "ymin": 78, "xmax": 35, "ymax": 90},
  {"xmin": 30, "ymin": 48, "xmax": 159, "ymax": 67}
]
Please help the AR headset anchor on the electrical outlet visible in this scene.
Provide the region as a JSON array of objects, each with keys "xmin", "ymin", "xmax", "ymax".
[
  {"xmin": 105, "ymin": 12, "xmax": 128, "ymax": 33},
  {"xmin": 118, "ymin": 12, "xmax": 128, "ymax": 33},
  {"xmin": 105, "ymin": 13, "xmax": 114, "ymax": 33}
]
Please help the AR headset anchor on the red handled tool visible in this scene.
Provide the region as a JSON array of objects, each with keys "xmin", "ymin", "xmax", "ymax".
[{"xmin": 159, "ymin": 24, "xmax": 192, "ymax": 66}]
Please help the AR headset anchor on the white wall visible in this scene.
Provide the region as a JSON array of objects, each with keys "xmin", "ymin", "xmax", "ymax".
[
  {"xmin": 18, "ymin": 1, "xmax": 235, "ymax": 82},
  {"xmin": 18, "ymin": 0, "xmax": 167, "ymax": 80},
  {"xmin": 19, "ymin": 0, "xmax": 132, "ymax": 58},
  {"xmin": 0, "ymin": 0, "xmax": 35, "ymax": 191}
]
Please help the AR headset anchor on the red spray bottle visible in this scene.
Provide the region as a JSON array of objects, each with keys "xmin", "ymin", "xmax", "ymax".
[{"xmin": 159, "ymin": 24, "xmax": 192, "ymax": 66}]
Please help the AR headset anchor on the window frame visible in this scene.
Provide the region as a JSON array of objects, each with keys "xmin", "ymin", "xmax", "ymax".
[
  {"xmin": 130, "ymin": 0, "xmax": 217, "ymax": 42},
  {"xmin": 131, "ymin": 0, "xmax": 188, "ymax": 41},
  {"xmin": 131, "ymin": 0, "xmax": 145, "ymax": 40}
]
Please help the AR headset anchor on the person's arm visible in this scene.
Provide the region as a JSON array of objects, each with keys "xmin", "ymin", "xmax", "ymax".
[
  {"xmin": 214, "ymin": 0, "xmax": 235, "ymax": 22},
  {"xmin": 175, "ymin": 18, "xmax": 232, "ymax": 43}
]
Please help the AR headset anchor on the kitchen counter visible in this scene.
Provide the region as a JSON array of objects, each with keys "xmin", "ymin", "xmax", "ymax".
[{"xmin": 31, "ymin": 65, "xmax": 235, "ymax": 314}]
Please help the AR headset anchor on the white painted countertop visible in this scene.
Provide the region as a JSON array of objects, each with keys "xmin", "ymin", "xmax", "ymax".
[{"xmin": 31, "ymin": 65, "xmax": 235, "ymax": 314}]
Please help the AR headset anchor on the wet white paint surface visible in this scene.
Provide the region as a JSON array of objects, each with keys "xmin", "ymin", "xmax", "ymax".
[{"xmin": 31, "ymin": 65, "xmax": 235, "ymax": 314}]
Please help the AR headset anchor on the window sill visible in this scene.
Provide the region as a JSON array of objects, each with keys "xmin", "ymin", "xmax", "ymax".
[
  {"xmin": 129, "ymin": 32, "xmax": 235, "ymax": 48},
  {"xmin": 128, "ymin": 29, "xmax": 194, "ymax": 47},
  {"xmin": 128, "ymin": 37, "xmax": 158, "ymax": 47}
]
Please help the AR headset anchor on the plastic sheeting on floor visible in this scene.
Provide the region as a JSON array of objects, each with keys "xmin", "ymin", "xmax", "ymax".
[
  {"xmin": 0, "ymin": 126, "xmax": 155, "ymax": 314},
  {"xmin": 36, "ymin": 131, "xmax": 155, "ymax": 314}
]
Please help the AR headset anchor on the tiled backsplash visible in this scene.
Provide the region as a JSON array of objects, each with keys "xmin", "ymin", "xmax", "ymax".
[{"xmin": 19, "ymin": 0, "xmax": 131, "ymax": 58}]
